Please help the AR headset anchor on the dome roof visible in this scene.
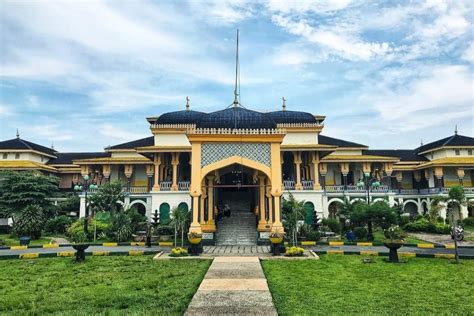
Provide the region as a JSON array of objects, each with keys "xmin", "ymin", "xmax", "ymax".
[
  {"xmin": 196, "ymin": 107, "xmax": 277, "ymax": 129},
  {"xmin": 154, "ymin": 110, "xmax": 205, "ymax": 125},
  {"xmin": 267, "ymin": 110, "xmax": 317, "ymax": 124}
]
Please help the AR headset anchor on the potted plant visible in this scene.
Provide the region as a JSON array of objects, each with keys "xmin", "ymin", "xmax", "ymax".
[
  {"xmin": 383, "ymin": 225, "xmax": 407, "ymax": 263},
  {"xmin": 269, "ymin": 230, "xmax": 285, "ymax": 244},
  {"xmin": 187, "ymin": 231, "xmax": 202, "ymax": 245}
]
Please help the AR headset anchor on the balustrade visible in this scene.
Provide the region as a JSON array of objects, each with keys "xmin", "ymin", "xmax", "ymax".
[
  {"xmin": 302, "ymin": 180, "xmax": 314, "ymax": 190},
  {"xmin": 283, "ymin": 180, "xmax": 295, "ymax": 190},
  {"xmin": 160, "ymin": 181, "xmax": 172, "ymax": 191}
]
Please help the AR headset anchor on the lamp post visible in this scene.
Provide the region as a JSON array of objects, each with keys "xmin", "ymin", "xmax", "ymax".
[
  {"xmin": 363, "ymin": 170, "xmax": 381, "ymax": 241},
  {"xmin": 74, "ymin": 175, "xmax": 99, "ymax": 236}
]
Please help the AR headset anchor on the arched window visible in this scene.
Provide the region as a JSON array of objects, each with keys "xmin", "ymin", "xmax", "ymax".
[
  {"xmin": 303, "ymin": 202, "xmax": 315, "ymax": 225},
  {"xmin": 131, "ymin": 203, "xmax": 146, "ymax": 216},
  {"xmin": 159, "ymin": 203, "xmax": 171, "ymax": 225},
  {"xmin": 178, "ymin": 202, "xmax": 189, "ymax": 212}
]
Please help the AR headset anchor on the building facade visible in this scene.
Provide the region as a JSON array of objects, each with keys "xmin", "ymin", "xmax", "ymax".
[{"xmin": 1, "ymin": 102, "xmax": 473, "ymax": 240}]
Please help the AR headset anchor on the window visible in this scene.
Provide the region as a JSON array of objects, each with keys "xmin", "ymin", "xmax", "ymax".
[
  {"xmin": 455, "ymin": 149, "xmax": 460, "ymax": 156},
  {"xmin": 430, "ymin": 153, "xmax": 433, "ymax": 159},
  {"xmin": 2, "ymin": 153, "xmax": 7, "ymax": 159},
  {"xmin": 15, "ymin": 153, "xmax": 20, "ymax": 159},
  {"xmin": 41, "ymin": 156, "xmax": 44, "ymax": 162},
  {"xmin": 469, "ymin": 149, "xmax": 473, "ymax": 156}
]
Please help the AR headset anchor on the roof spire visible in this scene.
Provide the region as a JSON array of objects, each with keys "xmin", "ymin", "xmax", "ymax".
[
  {"xmin": 282, "ymin": 97, "xmax": 287, "ymax": 111},
  {"xmin": 420, "ymin": 139, "xmax": 423, "ymax": 146},
  {"xmin": 455, "ymin": 125, "xmax": 458, "ymax": 135},
  {"xmin": 16, "ymin": 129, "xmax": 19, "ymax": 139},
  {"xmin": 186, "ymin": 96, "xmax": 190, "ymax": 111},
  {"xmin": 51, "ymin": 141, "xmax": 54, "ymax": 150},
  {"xmin": 233, "ymin": 29, "xmax": 240, "ymax": 107}
]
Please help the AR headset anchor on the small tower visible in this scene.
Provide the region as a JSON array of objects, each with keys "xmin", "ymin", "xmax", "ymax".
[
  {"xmin": 282, "ymin": 97, "xmax": 287, "ymax": 111},
  {"xmin": 186, "ymin": 96, "xmax": 190, "ymax": 111}
]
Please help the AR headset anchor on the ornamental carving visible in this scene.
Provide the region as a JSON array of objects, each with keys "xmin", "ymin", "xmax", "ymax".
[{"xmin": 201, "ymin": 143, "xmax": 271, "ymax": 167}]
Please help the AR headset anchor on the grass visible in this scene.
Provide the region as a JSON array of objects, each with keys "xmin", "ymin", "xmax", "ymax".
[
  {"xmin": 262, "ymin": 255, "xmax": 474, "ymax": 315},
  {"xmin": 0, "ymin": 256, "xmax": 211, "ymax": 315},
  {"xmin": 337, "ymin": 230, "xmax": 431, "ymax": 244},
  {"xmin": 0, "ymin": 234, "xmax": 53, "ymax": 247}
]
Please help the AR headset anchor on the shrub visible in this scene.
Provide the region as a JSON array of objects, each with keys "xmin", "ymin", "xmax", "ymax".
[
  {"xmin": 433, "ymin": 223, "xmax": 451, "ymax": 234},
  {"xmin": 109, "ymin": 212, "xmax": 132, "ymax": 242},
  {"xmin": 158, "ymin": 225, "xmax": 174, "ymax": 236},
  {"xmin": 398, "ymin": 214, "xmax": 411, "ymax": 226},
  {"xmin": 67, "ymin": 218, "xmax": 110, "ymax": 242},
  {"xmin": 170, "ymin": 247, "xmax": 188, "ymax": 257},
  {"xmin": 463, "ymin": 217, "xmax": 474, "ymax": 227},
  {"xmin": 125, "ymin": 208, "xmax": 147, "ymax": 233},
  {"xmin": 13, "ymin": 205, "xmax": 45, "ymax": 239},
  {"xmin": 404, "ymin": 218, "xmax": 451, "ymax": 234},
  {"xmin": 353, "ymin": 227, "xmax": 368, "ymax": 240},
  {"xmin": 322, "ymin": 218, "xmax": 342, "ymax": 234},
  {"xmin": 44, "ymin": 215, "xmax": 74, "ymax": 234},
  {"xmin": 285, "ymin": 246, "xmax": 304, "ymax": 257},
  {"xmin": 384, "ymin": 225, "xmax": 407, "ymax": 242},
  {"xmin": 297, "ymin": 224, "xmax": 313, "ymax": 239},
  {"xmin": 306, "ymin": 230, "xmax": 321, "ymax": 242}
]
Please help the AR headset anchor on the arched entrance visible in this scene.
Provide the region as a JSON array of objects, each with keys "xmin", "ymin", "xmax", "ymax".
[
  {"xmin": 202, "ymin": 163, "xmax": 266, "ymax": 245},
  {"xmin": 303, "ymin": 202, "xmax": 315, "ymax": 225},
  {"xmin": 159, "ymin": 203, "xmax": 171, "ymax": 225}
]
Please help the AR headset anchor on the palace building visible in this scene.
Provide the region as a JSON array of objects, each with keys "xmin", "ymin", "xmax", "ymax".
[{"xmin": 1, "ymin": 100, "xmax": 473, "ymax": 243}]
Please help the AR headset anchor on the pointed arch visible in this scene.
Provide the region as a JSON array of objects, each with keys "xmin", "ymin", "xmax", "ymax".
[{"xmin": 200, "ymin": 155, "xmax": 272, "ymax": 182}]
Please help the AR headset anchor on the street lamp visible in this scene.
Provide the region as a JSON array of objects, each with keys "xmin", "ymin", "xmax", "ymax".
[{"xmin": 74, "ymin": 174, "xmax": 99, "ymax": 236}]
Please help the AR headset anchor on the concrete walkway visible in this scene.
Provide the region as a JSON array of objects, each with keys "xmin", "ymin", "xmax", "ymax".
[{"xmin": 185, "ymin": 257, "xmax": 277, "ymax": 315}]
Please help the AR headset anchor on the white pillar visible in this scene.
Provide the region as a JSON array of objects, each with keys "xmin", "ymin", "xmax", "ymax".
[{"xmin": 79, "ymin": 196, "xmax": 86, "ymax": 218}]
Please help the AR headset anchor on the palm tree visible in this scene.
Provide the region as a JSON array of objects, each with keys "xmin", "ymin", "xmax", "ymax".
[
  {"xmin": 448, "ymin": 185, "xmax": 466, "ymax": 264},
  {"xmin": 170, "ymin": 206, "xmax": 189, "ymax": 247}
]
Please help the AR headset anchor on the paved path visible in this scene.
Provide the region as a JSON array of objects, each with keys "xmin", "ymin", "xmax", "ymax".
[{"xmin": 185, "ymin": 256, "xmax": 277, "ymax": 315}]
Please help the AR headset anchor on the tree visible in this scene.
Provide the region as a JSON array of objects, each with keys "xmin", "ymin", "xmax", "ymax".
[
  {"xmin": 170, "ymin": 205, "xmax": 189, "ymax": 247},
  {"xmin": 448, "ymin": 185, "xmax": 466, "ymax": 264},
  {"xmin": 429, "ymin": 196, "xmax": 445, "ymax": 224},
  {"xmin": 89, "ymin": 181, "xmax": 125, "ymax": 214},
  {"xmin": 0, "ymin": 171, "xmax": 58, "ymax": 219},
  {"xmin": 343, "ymin": 200, "xmax": 396, "ymax": 238},
  {"xmin": 13, "ymin": 205, "xmax": 45, "ymax": 239},
  {"xmin": 282, "ymin": 193, "xmax": 305, "ymax": 246}
]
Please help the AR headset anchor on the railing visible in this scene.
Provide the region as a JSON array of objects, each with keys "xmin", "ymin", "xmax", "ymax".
[
  {"xmin": 325, "ymin": 185, "xmax": 345, "ymax": 192},
  {"xmin": 464, "ymin": 187, "xmax": 474, "ymax": 194},
  {"xmin": 178, "ymin": 181, "xmax": 190, "ymax": 191},
  {"xmin": 127, "ymin": 186, "xmax": 149, "ymax": 194},
  {"xmin": 283, "ymin": 180, "xmax": 295, "ymax": 190},
  {"xmin": 302, "ymin": 180, "xmax": 314, "ymax": 190},
  {"xmin": 160, "ymin": 181, "xmax": 172, "ymax": 191},
  {"xmin": 346, "ymin": 185, "xmax": 365, "ymax": 192},
  {"xmin": 399, "ymin": 189, "xmax": 419, "ymax": 195}
]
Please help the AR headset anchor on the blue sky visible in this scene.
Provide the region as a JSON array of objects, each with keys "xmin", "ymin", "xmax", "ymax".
[{"xmin": 0, "ymin": 0, "xmax": 473, "ymax": 151}]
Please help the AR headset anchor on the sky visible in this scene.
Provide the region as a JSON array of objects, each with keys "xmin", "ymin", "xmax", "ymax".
[{"xmin": 0, "ymin": 0, "xmax": 473, "ymax": 152}]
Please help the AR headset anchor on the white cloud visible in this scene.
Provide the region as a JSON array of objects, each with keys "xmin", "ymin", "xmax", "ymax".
[
  {"xmin": 190, "ymin": 0, "xmax": 255, "ymax": 24},
  {"xmin": 267, "ymin": 0, "xmax": 354, "ymax": 15},
  {"xmin": 0, "ymin": 104, "xmax": 15, "ymax": 116},
  {"xmin": 99, "ymin": 123, "xmax": 148, "ymax": 143},
  {"xmin": 461, "ymin": 43, "xmax": 474, "ymax": 63}
]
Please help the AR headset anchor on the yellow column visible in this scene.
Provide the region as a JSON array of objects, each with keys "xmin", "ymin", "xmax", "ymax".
[
  {"xmin": 266, "ymin": 187, "xmax": 273, "ymax": 225},
  {"xmin": 171, "ymin": 152, "xmax": 180, "ymax": 191},
  {"xmin": 200, "ymin": 184, "xmax": 207, "ymax": 225},
  {"xmin": 434, "ymin": 167, "xmax": 444, "ymax": 188},
  {"xmin": 258, "ymin": 175, "xmax": 268, "ymax": 231},
  {"xmin": 152, "ymin": 154, "xmax": 161, "ymax": 191},
  {"xmin": 457, "ymin": 168, "xmax": 465, "ymax": 185},
  {"xmin": 189, "ymin": 142, "xmax": 202, "ymax": 233},
  {"xmin": 102, "ymin": 164, "xmax": 111, "ymax": 182},
  {"xmin": 311, "ymin": 152, "xmax": 321, "ymax": 190},
  {"xmin": 202, "ymin": 176, "xmax": 216, "ymax": 232},
  {"xmin": 270, "ymin": 143, "xmax": 284, "ymax": 232},
  {"xmin": 362, "ymin": 162, "xmax": 371, "ymax": 177},
  {"xmin": 293, "ymin": 151, "xmax": 303, "ymax": 190}
]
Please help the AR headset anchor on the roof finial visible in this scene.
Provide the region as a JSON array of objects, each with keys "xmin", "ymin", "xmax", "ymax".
[
  {"xmin": 420, "ymin": 139, "xmax": 423, "ymax": 146},
  {"xmin": 16, "ymin": 129, "xmax": 19, "ymax": 138},
  {"xmin": 51, "ymin": 142, "xmax": 54, "ymax": 150},
  {"xmin": 233, "ymin": 29, "xmax": 240, "ymax": 107},
  {"xmin": 185, "ymin": 96, "xmax": 190, "ymax": 111},
  {"xmin": 282, "ymin": 97, "xmax": 287, "ymax": 111},
  {"xmin": 455, "ymin": 125, "xmax": 458, "ymax": 135}
]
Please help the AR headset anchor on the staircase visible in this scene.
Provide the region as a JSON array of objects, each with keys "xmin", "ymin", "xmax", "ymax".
[{"xmin": 215, "ymin": 192, "xmax": 258, "ymax": 246}]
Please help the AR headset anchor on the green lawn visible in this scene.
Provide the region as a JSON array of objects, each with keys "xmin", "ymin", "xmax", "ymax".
[
  {"xmin": 0, "ymin": 234, "xmax": 53, "ymax": 247},
  {"xmin": 0, "ymin": 256, "xmax": 211, "ymax": 315},
  {"xmin": 262, "ymin": 255, "xmax": 474, "ymax": 315}
]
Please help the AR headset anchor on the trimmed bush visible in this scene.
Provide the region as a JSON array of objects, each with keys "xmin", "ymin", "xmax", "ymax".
[
  {"xmin": 285, "ymin": 246, "xmax": 304, "ymax": 257},
  {"xmin": 404, "ymin": 218, "xmax": 451, "ymax": 234},
  {"xmin": 463, "ymin": 217, "xmax": 474, "ymax": 227},
  {"xmin": 322, "ymin": 218, "xmax": 342, "ymax": 234},
  {"xmin": 67, "ymin": 218, "xmax": 110, "ymax": 242},
  {"xmin": 44, "ymin": 215, "xmax": 74, "ymax": 234},
  {"xmin": 306, "ymin": 230, "xmax": 321, "ymax": 242},
  {"xmin": 353, "ymin": 227, "xmax": 368, "ymax": 240}
]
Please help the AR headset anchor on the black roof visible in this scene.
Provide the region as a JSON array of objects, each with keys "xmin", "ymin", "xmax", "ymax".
[
  {"xmin": 196, "ymin": 107, "xmax": 277, "ymax": 129},
  {"xmin": 0, "ymin": 137, "xmax": 57, "ymax": 156},
  {"xmin": 152, "ymin": 107, "xmax": 320, "ymax": 129},
  {"xmin": 47, "ymin": 152, "xmax": 110, "ymax": 165},
  {"xmin": 267, "ymin": 110, "xmax": 317, "ymax": 124},
  {"xmin": 154, "ymin": 110, "xmax": 205, "ymax": 125},
  {"xmin": 318, "ymin": 135, "xmax": 367, "ymax": 148},
  {"xmin": 363, "ymin": 150, "xmax": 428, "ymax": 162},
  {"xmin": 415, "ymin": 134, "xmax": 474, "ymax": 153},
  {"xmin": 108, "ymin": 136, "xmax": 154, "ymax": 150}
]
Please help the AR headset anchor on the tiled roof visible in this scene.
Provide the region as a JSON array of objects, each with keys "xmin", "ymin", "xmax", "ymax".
[
  {"xmin": 0, "ymin": 160, "xmax": 58, "ymax": 172},
  {"xmin": 154, "ymin": 110, "xmax": 205, "ymax": 125},
  {"xmin": 363, "ymin": 150, "xmax": 428, "ymax": 162},
  {"xmin": 415, "ymin": 134, "xmax": 474, "ymax": 153},
  {"xmin": 196, "ymin": 107, "xmax": 277, "ymax": 129},
  {"xmin": 267, "ymin": 110, "xmax": 317, "ymax": 124},
  {"xmin": 108, "ymin": 136, "xmax": 154, "ymax": 150},
  {"xmin": 318, "ymin": 135, "xmax": 367, "ymax": 148},
  {"xmin": 321, "ymin": 154, "xmax": 399, "ymax": 162},
  {"xmin": 47, "ymin": 152, "xmax": 110, "ymax": 165},
  {"xmin": 0, "ymin": 138, "xmax": 57, "ymax": 156},
  {"xmin": 416, "ymin": 157, "xmax": 474, "ymax": 168}
]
